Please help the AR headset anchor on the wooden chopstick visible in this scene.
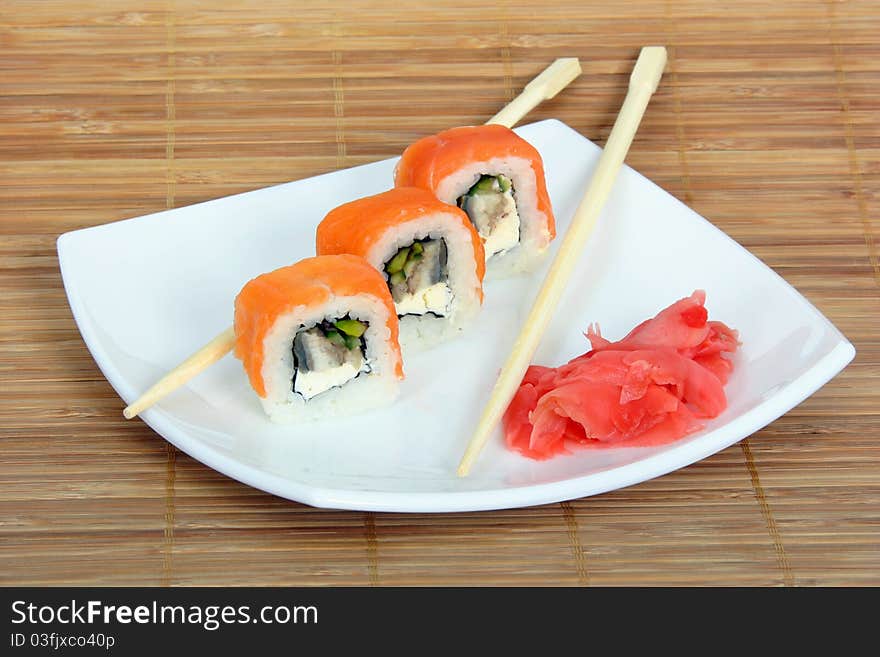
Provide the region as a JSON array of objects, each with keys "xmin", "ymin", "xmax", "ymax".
[
  {"xmin": 123, "ymin": 58, "xmax": 583, "ymax": 420},
  {"xmin": 487, "ymin": 58, "xmax": 582, "ymax": 128},
  {"xmin": 457, "ymin": 46, "xmax": 668, "ymax": 477},
  {"xmin": 122, "ymin": 327, "xmax": 235, "ymax": 419}
]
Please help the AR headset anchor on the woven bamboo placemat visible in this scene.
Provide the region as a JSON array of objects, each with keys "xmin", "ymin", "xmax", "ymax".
[{"xmin": 1, "ymin": 0, "xmax": 877, "ymax": 586}]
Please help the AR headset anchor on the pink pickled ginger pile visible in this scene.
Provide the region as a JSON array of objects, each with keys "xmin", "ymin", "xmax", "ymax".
[{"xmin": 503, "ymin": 291, "xmax": 739, "ymax": 460}]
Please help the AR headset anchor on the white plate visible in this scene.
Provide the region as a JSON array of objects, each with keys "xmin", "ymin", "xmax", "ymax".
[{"xmin": 58, "ymin": 119, "xmax": 855, "ymax": 512}]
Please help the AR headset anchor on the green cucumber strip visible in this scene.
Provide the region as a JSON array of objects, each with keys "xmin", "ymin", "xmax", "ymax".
[
  {"xmin": 469, "ymin": 174, "xmax": 497, "ymax": 194},
  {"xmin": 343, "ymin": 334, "xmax": 359, "ymax": 350},
  {"xmin": 334, "ymin": 319, "xmax": 366, "ymax": 338},
  {"xmin": 325, "ymin": 330, "xmax": 346, "ymax": 348},
  {"xmin": 385, "ymin": 246, "xmax": 410, "ymax": 274},
  {"xmin": 389, "ymin": 271, "xmax": 405, "ymax": 285},
  {"xmin": 498, "ymin": 175, "xmax": 512, "ymax": 193}
]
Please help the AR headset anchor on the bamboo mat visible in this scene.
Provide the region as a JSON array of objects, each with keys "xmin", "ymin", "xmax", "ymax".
[{"xmin": 1, "ymin": 0, "xmax": 878, "ymax": 586}]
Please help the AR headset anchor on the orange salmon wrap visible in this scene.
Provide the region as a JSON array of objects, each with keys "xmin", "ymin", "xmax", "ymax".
[
  {"xmin": 234, "ymin": 255, "xmax": 403, "ymax": 422},
  {"xmin": 316, "ymin": 187, "xmax": 486, "ymax": 352},
  {"xmin": 394, "ymin": 125, "xmax": 555, "ymax": 277}
]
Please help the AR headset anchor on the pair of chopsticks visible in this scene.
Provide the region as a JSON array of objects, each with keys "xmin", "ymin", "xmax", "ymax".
[{"xmin": 124, "ymin": 48, "xmax": 668, "ymax": 481}]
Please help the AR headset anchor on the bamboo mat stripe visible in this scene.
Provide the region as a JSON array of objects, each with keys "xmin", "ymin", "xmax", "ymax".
[
  {"xmin": 164, "ymin": 7, "xmax": 176, "ymax": 210},
  {"xmin": 666, "ymin": 47, "xmax": 695, "ymax": 207},
  {"xmin": 364, "ymin": 513, "xmax": 380, "ymax": 587},
  {"xmin": 162, "ymin": 443, "xmax": 176, "ymax": 587},
  {"xmin": 0, "ymin": 0, "xmax": 878, "ymax": 586},
  {"xmin": 559, "ymin": 502, "xmax": 590, "ymax": 586},
  {"xmin": 829, "ymin": 44, "xmax": 878, "ymax": 288},
  {"xmin": 740, "ymin": 440, "xmax": 794, "ymax": 586}
]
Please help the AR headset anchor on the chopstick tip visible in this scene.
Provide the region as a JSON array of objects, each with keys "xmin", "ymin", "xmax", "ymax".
[
  {"xmin": 630, "ymin": 46, "xmax": 668, "ymax": 93},
  {"xmin": 559, "ymin": 56, "xmax": 582, "ymax": 71}
]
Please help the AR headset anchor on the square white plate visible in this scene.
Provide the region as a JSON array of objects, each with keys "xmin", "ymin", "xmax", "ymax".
[{"xmin": 58, "ymin": 119, "xmax": 855, "ymax": 512}]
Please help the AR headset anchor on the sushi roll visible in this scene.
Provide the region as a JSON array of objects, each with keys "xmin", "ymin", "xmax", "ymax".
[
  {"xmin": 316, "ymin": 187, "xmax": 485, "ymax": 351},
  {"xmin": 233, "ymin": 255, "xmax": 403, "ymax": 422},
  {"xmin": 394, "ymin": 124, "xmax": 555, "ymax": 277}
]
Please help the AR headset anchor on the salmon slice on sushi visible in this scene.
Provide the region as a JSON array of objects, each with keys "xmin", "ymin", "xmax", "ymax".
[
  {"xmin": 234, "ymin": 255, "xmax": 403, "ymax": 422},
  {"xmin": 316, "ymin": 187, "xmax": 485, "ymax": 352},
  {"xmin": 394, "ymin": 124, "xmax": 555, "ymax": 277}
]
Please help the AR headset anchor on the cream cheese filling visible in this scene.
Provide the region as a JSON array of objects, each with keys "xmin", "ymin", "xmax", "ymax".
[
  {"xmin": 294, "ymin": 352, "xmax": 367, "ymax": 400},
  {"xmin": 394, "ymin": 282, "xmax": 452, "ymax": 316}
]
